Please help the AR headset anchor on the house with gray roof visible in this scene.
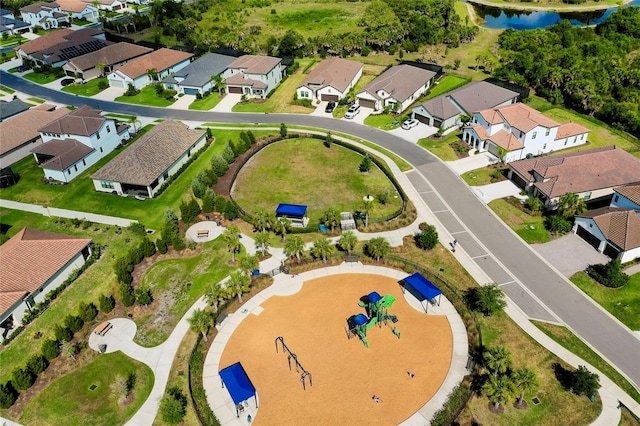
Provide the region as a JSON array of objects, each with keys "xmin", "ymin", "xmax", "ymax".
[
  {"xmin": 0, "ymin": 99, "xmax": 29, "ymax": 122},
  {"xmin": 222, "ymin": 55, "xmax": 283, "ymax": 99},
  {"xmin": 412, "ymin": 81, "xmax": 519, "ymax": 129},
  {"xmin": 162, "ymin": 52, "xmax": 236, "ymax": 96},
  {"xmin": 296, "ymin": 57, "xmax": 363, "ymax": 102},
  {"xmin": 356, "ymin": 64, "xmax": 437, "ymax": 113},
  {"xmin": 0, "ymin": 9, "xmax": 31, "ymax": 37},
  {"xmin": 91, "ymin": 120, "xmax": 207, "ymax": 198},
  {"xmin": 19, "ymin": 1, "xmax": 69, "ymax": 30}
]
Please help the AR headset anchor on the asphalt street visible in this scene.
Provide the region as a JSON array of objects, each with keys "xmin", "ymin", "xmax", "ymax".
[{"xmin": 2, "ymin": 70, "xmax": 638, "ymax": 390}]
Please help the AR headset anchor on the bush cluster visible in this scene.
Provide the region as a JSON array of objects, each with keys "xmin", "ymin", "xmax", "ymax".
[
  {"xmin": 586, "ymin": 259, "xmax": 630, "ymax": 288},
  {"xmin": 113, "ymin": 237, "xmax": 158, "ymax": 306}
]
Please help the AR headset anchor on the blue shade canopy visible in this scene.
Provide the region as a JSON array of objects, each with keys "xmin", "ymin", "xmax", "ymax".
[
  {"xmin": 276, "ymin": 203, "xmax": 307, "ymax": 217},
  {"xmin": 366, "ymin": 292, "xmax": 382, "ymax": 303},
  {"xmin": 403, "ymin": 272, "xmax": 442, "ymax": 301},
  {"xmin": 219, "ymin": 362, "xmax": 256, "ymax": 405}
]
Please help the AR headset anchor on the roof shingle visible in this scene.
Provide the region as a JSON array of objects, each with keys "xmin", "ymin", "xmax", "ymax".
[
  {"xmin": 299, "ymin": 58, "xmax": 363, "ymax": 94},
  {"xmin": 112, "ymin": 48, "xmax": 193, "ymax": 79}
]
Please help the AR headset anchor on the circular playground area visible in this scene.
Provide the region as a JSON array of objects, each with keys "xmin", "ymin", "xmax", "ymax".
[{"xmin": 219, "ymin": 273, "xmax": 454, "ymax": 425}]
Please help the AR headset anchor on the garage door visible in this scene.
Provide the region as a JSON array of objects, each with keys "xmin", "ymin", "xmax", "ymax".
[
  {"xmin": 433, "ymin": 119, "xmax": 442, "ymax": 128},
  {"xmin": 183, "ymin": 88, "xmax": 199, "ymax": 95},
  {"xmin": 228, "ymin": 86, "xmax": 242, "ymax": 94},
  {"xmin": 603, "ymin": 243, "xmax": 620, "ymax": 259},
  {"xmin": 358, "ymin": 98, "xmax": 376, "ymax": 109},
  {"xmin": 510, "ymin": 171, "xmax": 529, "ymax": 190},
  {"xmin": 576, "ymin": 225, "xmax": 602, "ymax": 251},
  {"xmin": 321, "ymin": 94, "xmax": 339, "ymax": 102},
  {"xmin": 415, "ymin": 113, "xmax": 431, "ymax": 125},
  {"xmin": 110, "ymin": 80, "xmax": 124, "ymax": 88}
]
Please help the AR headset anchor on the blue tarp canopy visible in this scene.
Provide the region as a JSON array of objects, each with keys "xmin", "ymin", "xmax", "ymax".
[
  {"xmin": 219, "ymin": 362, "xmax": 257, "ymax": 416},
  {"xmin": 402, "ymin": 272, "xmax": 442, "ymax": 312},
  {"xmin": 276, "ymin": 203, "xmax": 307, "ymax": 218}
]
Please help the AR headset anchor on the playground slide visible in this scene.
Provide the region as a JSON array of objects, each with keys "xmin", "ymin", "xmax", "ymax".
[
  {"xmin": 364, "ymin": 316, "xmax": 378, "ymax": 331},
  {"xmin": 380, "ymin": 294, "xmax": 396, "ymax": 308}
]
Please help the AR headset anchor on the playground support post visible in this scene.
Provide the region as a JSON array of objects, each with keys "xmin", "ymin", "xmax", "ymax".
[{"xmin": 274, "ymin": 336, "xmax": 313, "ymax": 390}]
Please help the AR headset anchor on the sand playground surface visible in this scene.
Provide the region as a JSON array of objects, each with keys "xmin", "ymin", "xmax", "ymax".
[{"xmin": 219, "ymin": 273, "xmax": 454, "ymax": 425}]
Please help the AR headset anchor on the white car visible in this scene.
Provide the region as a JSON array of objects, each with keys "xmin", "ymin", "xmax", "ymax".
[
  {"xmin": 344, "ymin": 104, "xmax": 361, "ymax": 119},
  {"xmin": 401, "ymin": 118, "xmax": 419, "ymax": 130}
]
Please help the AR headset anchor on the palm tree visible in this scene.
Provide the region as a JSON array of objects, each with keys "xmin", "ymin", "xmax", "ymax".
[
  {"xmin": 483, "ymin": 374, "xmax": 516, "ymax": 411},
  {"xmin": 321, "ymin": 208, "xmax": 340, "ymax": 232},
  {"xmin": 557, "ymin": 192, "xmax": 587, "ymax": 219},
  {"xmin": 211, "ymin": 74, "xmax": 225, "ymax": 95},
  {"xmin": 274, "ymin": 216, "xmax": 290, "ymax": 242},
  {"xmin": 239, "ymin": 254, "xmax": 259, "ymax": 276},
  {"xmin": 223, "ymin": 225, "xmax": 241, "ymax": 263},
  {"xmin": 483, "ymin": 346, "xmax": 512, "ymax": 377},
  {"xmin": 146, "ymin": 67, "xmax": 159, "ymax": 82},
  {"xmin": 362, "ymin": 198, "xmax": 373, "ymax": 228},
  {"xmin": 253, "ymin": 208, "xmax": 273, "ymax": 232},
  {"xmin": 96, "ymin": 62, "xmax": 107, "ymax": 77},
  {"xmin": 366, "ymin": 237, "xmax": 390, "ymax": 262},
  {"xmin": 204, "ymin": 281, "xmax": 228, "ymax": 314},
  {"xmin": 254, "ymin": 231, "xmax": 270, "ymax": 256},
  {"xmin": 338, "ymin": 231, "xmax": 358, "ymax": 254},
  {"xmin": 513, "ymin": 366, "xmax": 538, "ymax": 407},
  {"xmin": 127, "ymin": 115, "xmax": 140, "ymax": 134},
  {"xmin": 188, "ymin": 308, "xmax": 212, "ymax": 342},
  {"xmin": 284, "ymin": 235, "xmax": 305, "ymax": 263},
  {"xmin": 312, "ymin": 237, "xmax": 334, "ymax": 263},
  {"xmin": 227, "ymin": 271, "xmax": 250, "ymax": 303}
]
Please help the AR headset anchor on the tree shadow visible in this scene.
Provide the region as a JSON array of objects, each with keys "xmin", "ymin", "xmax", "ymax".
[{"xmin": 552, "ymin": 362, "xmax": 573, "ymax": 391}]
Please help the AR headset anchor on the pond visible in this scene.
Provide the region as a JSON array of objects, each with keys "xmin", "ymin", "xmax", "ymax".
[{"xmin": 470, "ymin": 0, "xmax": 640, "ymax": 29}]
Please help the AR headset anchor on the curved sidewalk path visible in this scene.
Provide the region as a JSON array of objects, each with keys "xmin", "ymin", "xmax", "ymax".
[{"xmin": 202, "ymin": 264, "xmax": 469, "ymax": 426}]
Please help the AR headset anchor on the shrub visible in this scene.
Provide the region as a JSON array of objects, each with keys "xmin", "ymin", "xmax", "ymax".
[
  {"xmin": 222, "ymin": 143, "xmax": 236, "ymax": 164},
  {"xmin": 140, "ymin": 236, "xmax": 156, "ymax": 258},
  {"xmin": 120, "ymin": 284, "xmax": 135, "ymax": 307},
  {"xmin": 211, "ymin": 154, "xmax": 229, "ymax": 176},
  {"xmin": 280, "ymin": 122, "xmax": 287, "ymax": 137},
  {"xmin": 135, "ymin": 288, "xmax": 153, "ymax": 306},
  {"xmin": 415, "ymin": 224, "xmax": 438, "ymax": 250},
  {"xmin": 125, "ymin": 83, "xmax": 139, "ymax": 97},
  {"xmin": 586, "ymin": 259, "xmax": 630, "ymax": 288},
  {"xmin": 180, "ymin": 198, "xmax": 201, "ymax": 224},
  {"xmin": 78, "ymin": 302, "xmax": 98, "ymax": 322},
  {"xmin": 247, "ymin": 130, "xmax": 256, "ymax": 145},
  {"xmin": 173, "ymin": 236, "xmax": 186, "ymax": 251},
  {"xmin": 127, "ymin": 245, "xmax": 144, "ymax": 265},
  {"xmin": 466, "ymin": 284, "xmax": 507, "ymax": 316},
  {"xmin": 214, "ymin": 195, "xmax": 227, "ymax": 213},
  {"xmin": 191, "ymin": 178, "xmax": 203, "ymax": 199},
  {"xmin": 160, "ymin": 386, "xmax": 188, "ymax": 424},
  {"xmin": 0, "ymin": 382, "xmax": 18, "ymax": 409},
  {"xmin": 359, "ymin": 154, "xmax": 372, "ymax": 172},
  {"xmin": 525, "ymin": 196, "xmax": 543, "ymax": 213},
  {"xmin": 99, "ymin": 294, "xmax": 115, "ymax": 313},
  {"xmin": 27, "ymin": 355, "xmax": 49, "ymax": 375},
  {"xmin": 113, "ymin": 257, "xmax": 134, "ymax": 285},
  {"xmin": 12, "ymin": 367, "xmax": 36, "ymax": 390},
  {"xmin": 64, "ymin": 314, "xmax": 84, "ymax": 333},
  {"xmin": 224, "ymin": 201, "xmax": 239, "ymax": 220},
  {"xmin": 571, "ymin": 366, "xmax": 600, "ymax": 397},
  {"xmin": 42, "ymin": 338, "xmax": 61, "ymax": 360},
  {"xmin": 54, "ymin": 324, "xmax": 73, "ymax": 342},
  {"xmin": 128, "ymin": 222, "xmax": 146, "ymax": 236},
  {"xmin": 156, "ymin": 238, "xmax": 168, "ymax": 254},
  {"xmin": 202, "ymin": 188, "xmax": 215, "ymax": 214},
  {"xmin": 98, "ymin": 80, "xmax": 108, "ymax": 90},
  {"xmin": 545, "ymin": 214, "xmax": 572, "ymax": 234}
]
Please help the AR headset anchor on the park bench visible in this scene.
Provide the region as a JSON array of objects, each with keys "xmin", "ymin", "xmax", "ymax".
[
  {"xmin": 197, "ymin": 229, "xmax": 209, "ymax": 238},
  {"xmin": 95, "ymin": 321, "xmax": 113, "ymax": 336}
]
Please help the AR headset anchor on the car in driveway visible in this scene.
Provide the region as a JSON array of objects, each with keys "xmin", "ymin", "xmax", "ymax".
[
  {"xmin": 325, "ymin": 101, "xmax": 336, "ymax": 113},
  {"xmin": 344, "ymin": 104, "xmax": 360, "ymax": 119},
  {"xmin": 60, "ymin": 78, "xmax": 75, "ymax": 87},
  {"xmin": 401, "ymin": 118, "xmax": 419, "ymax": 130}
]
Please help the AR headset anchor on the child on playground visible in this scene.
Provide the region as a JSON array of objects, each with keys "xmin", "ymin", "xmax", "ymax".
[{"xmin": 372, "ymin": 395, "xmax": 383, "ymax": 403}]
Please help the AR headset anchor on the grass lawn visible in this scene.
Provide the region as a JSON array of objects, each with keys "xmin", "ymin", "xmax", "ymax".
[
  {"xmin": 115, "ymin": 86, "xmax": 176, "ymax": 107},
  {"xmin": 489, "ymin": 198, "xmax": 550, "ymax": 244},
  {"xmin": 23, "ymin": 72, "xmax": 59, "ymax": 84},
  {"xmin": 27, "ymin": 97, "xmax": 45, "ymax": 104},
  {"xmin": 0, "ymin": 85, "xmax": 16, "ymax": 94},
  {"xmin": 0, "ymin": 50, "xmax": 17, "ymax": 63},
  {"xmin": 0, "ymin": 36, "xmax": 27, "ymax": 47},
  {"xmin": 188, "ymin": 91, "xmax": 223, "ymax": 110},
  {"xmin": 461, "ymin": 165, "xmax": 506, "ymax": 186},
  {"xmin": 570, "ymin": 271, "xmax": 640, "ymax": 331},
  {"xmin": 105, "ymin": 113, "xmax": 136, "ymax": 121},
  {"xmin": 61, "ymin": 78, "xmax": 108, "ymax": 96},
  {"xmin": 363, "ymin": 113, "xmax": 403, "ymax": 130},
  {"xmin": 417, "ymin": 74, "xmax": 471, "ymax": 104},
  {"xmin": 19, "ymin": 352, "xmax": 154, "ymax": 425},
  {"xmin": 232, "ymin": 139, "xmax": 402, "ymax": 225},
  {"xmin": 440, "ymin": 28, "xmax": 503, "ymax": 81},
  {"xmin": 533, "ymin": 320, "xmax": 640, "ymax": 404},
  {"xmin": 458, "ymin": 311, "xmax": 602, "ymax": 425},
  {"xmin": 136, "ymin": 237, "xmax": 234, "ymax": 347},
  {"xmin": 417, "ymin": 131, "xmax": 463, "ymax": 161}
]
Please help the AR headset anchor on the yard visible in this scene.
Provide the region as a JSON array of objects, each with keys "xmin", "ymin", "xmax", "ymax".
[
  {"xmin": 232, "ymin": 138, "xmax": 402, "ymax": 225},
  {"xmin": 416, "ymin": 74, "xmax": 471, "ymax": 104},
  {"xmin": 61, "ymin": 78, "xmax": 108, "ymax": 97},
  {"xmin": 188, "ymin": 91, "xmax": 223, "ymax": 110},
  {"xmin": 22, "ymin": 71, "xmax": 59, "ymax": 85},
  {"xmin": 570, "ymin": 271, "xmax": 640, "ymax": 331},
  {"xmin": 418, "ymin": 131, "xmax": 465, "ymax": 161},
  {"xmin": 363, "ymin": 112, "xmax": 403, "ymax": 130},
  {"xmin": 115, "ymin": 86, "xmax": 176, "ymax": 107},
  {"xmin": 461, "ymin": 165, "xmax": 507, "ymax": 186},
  {"xmin": 488, "ymin": 198, "xmax": 550, "ymax": 244}
]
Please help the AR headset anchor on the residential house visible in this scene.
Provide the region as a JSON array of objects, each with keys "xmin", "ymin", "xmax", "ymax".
[
  {"xmin": 412, "ymin": 81, "xmax": 519, "ymax": 129},
  {"xmin": 0, "ymin": 8, "xmax": 31, "ymax": 36},
  {"xmin": 462, "ymin": 103, "xmax": 590, "ymax": 162},
  {"xmin": 91, "ymin": 120, "xmax": 207, "ymax": 198},
  {"xmin": 19, "ymin": 1, "xmax": 70, "ymax": 30},
  {"xmin": 611, "ymin": 183, "xmax": 640, "ymax": 210},
  {"xmin": 356, "ymin": 64, "xmax": 437, "ymax": 113},
  {"xmin": 82, "ymin": 0, "xmax": 127, "ymax": 11},
  {"xmin": 0, "ymin": 99, "xmax": 29, "ymax": 122},
  {"xmin": 222, "ymin": 55, "xmax": 283, "ymax": 99},
  {"xmin": 63, "ymin": 42, "xmax": 152, "ymax": 80},
  {"xmin": 0, "ymin": 104, "xmax": 68, "ymax": 167},
  {"xmin": 107, "ymin": 48, "xmax": 193, "ymax": 90},
  {"xmin": 161, "ymin": 52, "xmax": 236, "ymax": 95},
  {"xmin": 508, "ymin": 146, "xmax": 640, "ymax": 210},
  {"xmin": 31, "ymin": 105, "xmax": 129, "ymax": 182},
  {"xmin": 16, "ymin": 27, "xmax": 110, "ymax": 67},
  {"xmin": 55, "ymin": 0, "xmax": 99, "ymax": 22},
  {"xmin": 0, "ymin": 228, "xmax": 91, "ymax": 341},
  {"xmin": 573, "ymin": 207, "xmax": 640, "ymax": 263},
  {"xmin": 296, "ymin": 57, "xmax": 363, "ymax": 102}
]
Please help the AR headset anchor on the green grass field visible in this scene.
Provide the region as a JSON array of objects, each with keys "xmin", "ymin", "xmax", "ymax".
[
  {"xmin": 189, "ymin": 92, "xmax": 223, "ymax": 110},
  {"xmin": 461, "ymin": 165, "xmax": 506, "ymax": 186},
  {"xmin": 417, "ymin": 75, "xmax": 471, "ymax": 104},
  {"xmin": 232, "ymin": 139, "xmax": 402, "ymax": 224},
  {"xmin": 418, "ymin": 131, "xmax": 463, "ymax": 161},
  {"xmin": 488, "ymin": 198, "xmax": 550, "ymax": 243},
  {"xmin": 570, "ymin": 271, "xmax": 640, "ymax": 331},
  {"xmin": 22, "ymin": 72, "xmax": 58, "ymax": 84},
  {"xmin": 115, "ymin": 86, "xmax": 176, "ymax": 107},
  {"xmin": 363, "ymin": 113, "xmax": 402, "ymax": 130},
  {"xmin": 19, "ymin": 352, "xmax": 154, "ymax": 425},
  {"xmin": 61, "ymin": 78, "xmax": 108, "ymax": 97}
]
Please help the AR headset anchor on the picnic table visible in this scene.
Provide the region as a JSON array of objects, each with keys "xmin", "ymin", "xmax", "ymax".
[{"xmin": 95, "ymin": 321, "xmax": 113, "ymax": 336}]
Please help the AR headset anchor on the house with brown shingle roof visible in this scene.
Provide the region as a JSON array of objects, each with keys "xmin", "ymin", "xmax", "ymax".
[
  {"xmin": 573, "ymin": 207, "xmax": 640, "ymax": 263},
  {"xmin": 222, "ymin": 55, "xmax": 283, "ymax": 99},
  {"xmin": 91, "ymin": 120, "xmax": 207, "ymax": 198},
  {"xmin": 412, "ymin": 81, "xmax": 519, "ymax": 129},
  {"xmin": 63, "ymin": 42, "xmax": 152, "ymax": 80},
  {"xmin": 508, "ymin": 146, "xmax": 640, "ymax": 210},
  {"xmin": 16, "ymin": 27, "xmax": 110, "ymax": 67},
  {"xmin": 296, "ymin": 58, "xmax": 363, "ymax": 103},
  {"xmin": 0, "ymin": 228, "xmax": 91, "ymax": 340},
  {"xmin": 612, "ymin": 183, "xmax": 640, "ymax": 210},
  {"xmin": 19, "ymin": 1, "xmax": 69, "ymax": 30},
  {"xmin": 356, "ymin": 64, "xmax": 436, "ymax": 113},
  {"xmin": 0, "ymin": 104, "xmax": 68, "ymax": 167},
  {"xmin": 462, "ymin": 103, "xmax": 589, "ymax": 162},
  {"xmin": 31, "ymin": 105, "xmax": 129, "ymax": 182},
  {"xmin": 107, "ymin": 48, "xmax": 193, "ymax": 90}
]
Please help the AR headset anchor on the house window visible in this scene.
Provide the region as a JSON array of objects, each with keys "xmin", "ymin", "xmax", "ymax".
[
  {"xmin": 532, "ymin": 131, "xmax": 537, "ymax": 139},
  {"xmin": 187, "ymin": 149, "xmax": 191, "ymax": 158},
  {"xmin": 107, "ymin": 126, "xmax": 111, "ymax": 133},
  {"xmin": 573, "ymin": 137, "xmax": 577, "ymax": 143},
  {"xmin": 74, "ymin": 165, "xmax": 77, "ymax": 172},
  {"xmin": 545, "ymin": 128, "xmax": 550, "ymax": 136},
  {"xmin": 163, "ymin": 172, "xmax": 169, "ymax": 180},
  {"xmin": 614, "ymin": 195, "xmax": 619, "ymax": 202},
  {"xmin": 100, "ymin": 147, "xmax": 103, "ymax": 152},
  {"xmin": 564, "ymin": 140, "xmax": 567, "ymax": 146},
  {"xmin": 82, "ymin": 159, "xmax": 86, "ymax": 166},
  {"xmin": 96, "ymin": 132, "xmax": 101, "ymax": 140},
  {"xmin": 543, "ymin": 144, "xmax": 547, "ymax": 150},
  {"xmin": 589, "ymin": 223, "xmax": 593, "ymax": 228},
  {"xmin": 67, "ymin": 169, "xmax": 71, "ymax": 174},
  {"xmin": 101, "ymin": 181, "xmax": 114, "ymax": 189},
  {"xmin": 581, "ymin": 135, "xmax": 585, "ymax": 140}
]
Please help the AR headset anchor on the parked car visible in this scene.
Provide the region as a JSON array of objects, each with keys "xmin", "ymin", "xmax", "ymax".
[
  {"xmin": 325, "ymin": 101, "xmax": 336, "ymax": 113},
  {"xmin": 401, "ymin": 118, "xmax": 419, "ymax": 130},
  {"xmin": 344, "ymin": 104, "xmax": 360, "ymax": 119},
  {"xmin": 60, "ymin": 78, "xmax": 75, "ymax": 87}
]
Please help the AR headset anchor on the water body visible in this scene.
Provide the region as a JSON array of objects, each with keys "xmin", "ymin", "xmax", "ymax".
[{"xmin": 471, "ymin": 0, "xmax": 640, "ymax": 29}]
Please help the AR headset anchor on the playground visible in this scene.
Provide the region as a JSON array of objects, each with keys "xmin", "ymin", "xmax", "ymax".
[{"xmin": 218, "ymin": 273, "xmax": 454, "ymax": 425}]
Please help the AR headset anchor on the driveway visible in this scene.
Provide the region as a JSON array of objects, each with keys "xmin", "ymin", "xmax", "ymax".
[
  {"xmin": 342, "ymin": 106, "xmax": 373, "ymax": 124},
  {"xmin": 310, "ymin": 100, "xmax": 334, "ymax": 117},
  {"xmin": 532, "ymin": 233, "xmax": 609, "ymax": 277},
  {"xmin": 212, "ymin": 93, "xmax": 241, "ymax": 112},
  {"xmin": 92, "ymin": 85, "xmax": 123, "ymax": 101},
  {"xmin": 388, "ymin": 123, "xmax": 437, "ymax": 143},
  {"xmin": 171, "ymin": 93, "xmax": 195, "ymax": 110},
  {"xmin": 447, "ymin": 151, "xmax": 499, "ymax": 175},
  {"xmin": 473, "ymin": 180, "xmax": 525, "ymax": 204}
]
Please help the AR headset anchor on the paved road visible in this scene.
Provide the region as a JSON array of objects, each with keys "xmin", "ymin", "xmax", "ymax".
[{"xmin": 2, "ymin": 70, "xmax": 639, "ymax": 390}]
